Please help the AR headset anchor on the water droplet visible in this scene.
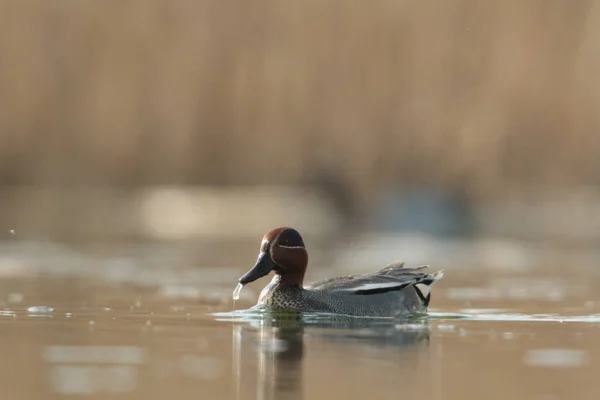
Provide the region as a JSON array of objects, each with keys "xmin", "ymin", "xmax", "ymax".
[
  {"xmin": 9, "ymin": 229, "xmax": 15, "ymax": 235},
  {"xmin": 89, "ymin": 321, "xmax": 95, "ymax": 326},
  {"xmin": 232, "ymin": 283, "xmax": 243, "ymax": 301}
]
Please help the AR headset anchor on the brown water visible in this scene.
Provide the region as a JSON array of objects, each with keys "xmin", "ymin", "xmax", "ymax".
[{"xmin": 1, "ymin": 241, "xmax": 600, "ymax": 400}]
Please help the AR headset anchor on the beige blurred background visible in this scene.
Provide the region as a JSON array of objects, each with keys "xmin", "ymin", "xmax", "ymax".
[
  {"xmin": 1, "ymin": 1, "xmax": 599, "ymax": 253},
  {"xmin": 3, "ymin": 5, "xmax": 600, "ymax": 399}
]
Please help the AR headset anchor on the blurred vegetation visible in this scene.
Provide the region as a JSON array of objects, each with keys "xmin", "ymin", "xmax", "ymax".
[{"xmin": 1, "ymin": 0, "xmax": 599, "ymax": 210}]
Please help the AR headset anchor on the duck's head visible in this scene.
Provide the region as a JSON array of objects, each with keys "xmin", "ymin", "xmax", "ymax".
[{"xmin": 238, "ymin": 227, "xmax": 308, "ymax": 286}]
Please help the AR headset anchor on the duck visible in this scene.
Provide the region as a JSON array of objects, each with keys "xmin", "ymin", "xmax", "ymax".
[{"xmin": 235, "ymin": 227, "xmax": 443, "ymax": 318}]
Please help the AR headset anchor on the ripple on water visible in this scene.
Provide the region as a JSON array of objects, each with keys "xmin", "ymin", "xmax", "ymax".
[
  {"xmin": 429, "ymin": 312, "xmax": 600, "ymax": 323},
  {"xmin": 212, "ymin": 309, "xmax": 429, "ymax": 332},
  {"xmin": 215, "ymin": 309, "xmax": 600, "ymax": 325},
  {"xmin": 27, "ymin": 306, "xmax": 54, "ymax": 313}
]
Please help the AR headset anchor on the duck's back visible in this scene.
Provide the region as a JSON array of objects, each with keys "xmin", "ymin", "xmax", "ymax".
[{"xmin": 302, "ymin": 262, "xmax": 443, "ymax": 317}]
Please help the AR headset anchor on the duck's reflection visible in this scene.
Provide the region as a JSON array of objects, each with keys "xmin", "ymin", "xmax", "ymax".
[
  {"xmin": 256, "ymin": 320, "xmax": 304, "ymax": 400},
  {"xmin": 233, "ymin": 315, "xmax": 430, "ymax": 400}
]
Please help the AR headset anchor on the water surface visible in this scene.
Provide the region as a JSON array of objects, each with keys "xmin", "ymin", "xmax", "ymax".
[{"xmin": 0, "ymin": 242, "xmax": 599, "ymax": 399}]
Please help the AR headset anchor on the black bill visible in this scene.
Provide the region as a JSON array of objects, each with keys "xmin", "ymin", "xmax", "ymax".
[{"xmin": 238, "ymin": 250, "xmax": 277, "ymax": 285}]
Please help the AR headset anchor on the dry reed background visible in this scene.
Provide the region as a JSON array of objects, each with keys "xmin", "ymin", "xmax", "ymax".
[{"xmin": 1, "ymin": 1, "xmax": 600, "ymax": 237}]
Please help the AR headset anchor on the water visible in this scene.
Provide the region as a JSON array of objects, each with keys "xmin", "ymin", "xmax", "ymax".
[
  {"xmin": 233, "ymin": 283, "xmax": 244, "ymax": 301},
  {"xmin": 1, "ymin": 243, "xmax": 599, "ymax": 399}
]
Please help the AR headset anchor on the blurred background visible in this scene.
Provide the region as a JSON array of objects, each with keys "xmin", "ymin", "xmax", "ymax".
[
  {"xmin": 1, "ymin": 1, "xmax": 599, "ymax": 271},
  {"xmin": 2, "ymin": 3, "xmax": 600, "ymax": 399}
]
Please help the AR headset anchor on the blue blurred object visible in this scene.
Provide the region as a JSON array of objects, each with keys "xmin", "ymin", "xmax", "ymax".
[{"xmin": 371, "ymin": 187, "xmax": 476, "ymax": 237}]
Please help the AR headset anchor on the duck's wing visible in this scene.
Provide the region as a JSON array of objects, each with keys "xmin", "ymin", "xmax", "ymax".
[{"xmin": 307, "ymin": 261, "xmax": 444, "ymax": 296}]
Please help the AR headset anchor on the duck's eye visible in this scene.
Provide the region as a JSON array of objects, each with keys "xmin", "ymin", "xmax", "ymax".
[{"xmin": 281, "ymin": 239, "xmax": 290, "ymax": 246}]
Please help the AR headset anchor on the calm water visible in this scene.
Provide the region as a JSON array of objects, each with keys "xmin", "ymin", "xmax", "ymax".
[{"xmin": 1, "ymin": 241, "xmax": 600, "ymax": 399}]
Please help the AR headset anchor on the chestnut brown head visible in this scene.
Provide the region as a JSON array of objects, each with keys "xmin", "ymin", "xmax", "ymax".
[{"xmin": 238, "ymin": 227, "xmax": 308, "ymax": 286}]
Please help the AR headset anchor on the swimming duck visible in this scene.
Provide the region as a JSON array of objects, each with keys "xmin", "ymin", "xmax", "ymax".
[{"xmin": 236, "ymin": 227, "xmax": 443, "ymax": 317}]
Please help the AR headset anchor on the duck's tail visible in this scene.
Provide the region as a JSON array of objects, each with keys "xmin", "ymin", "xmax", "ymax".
[{"xmin": 413, "ymin": 269, "xmax": 444, "ymax": 307}]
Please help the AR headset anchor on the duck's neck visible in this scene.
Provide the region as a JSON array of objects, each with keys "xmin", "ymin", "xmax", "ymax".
[{"xmin": 273, "ymin": 272, "xmax": 304, "ymax": 289}]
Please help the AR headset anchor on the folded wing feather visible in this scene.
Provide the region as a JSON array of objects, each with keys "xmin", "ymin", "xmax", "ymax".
[{"xmin": 307, "ymin": 261, "xmax": 443, "ymax": 295}]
